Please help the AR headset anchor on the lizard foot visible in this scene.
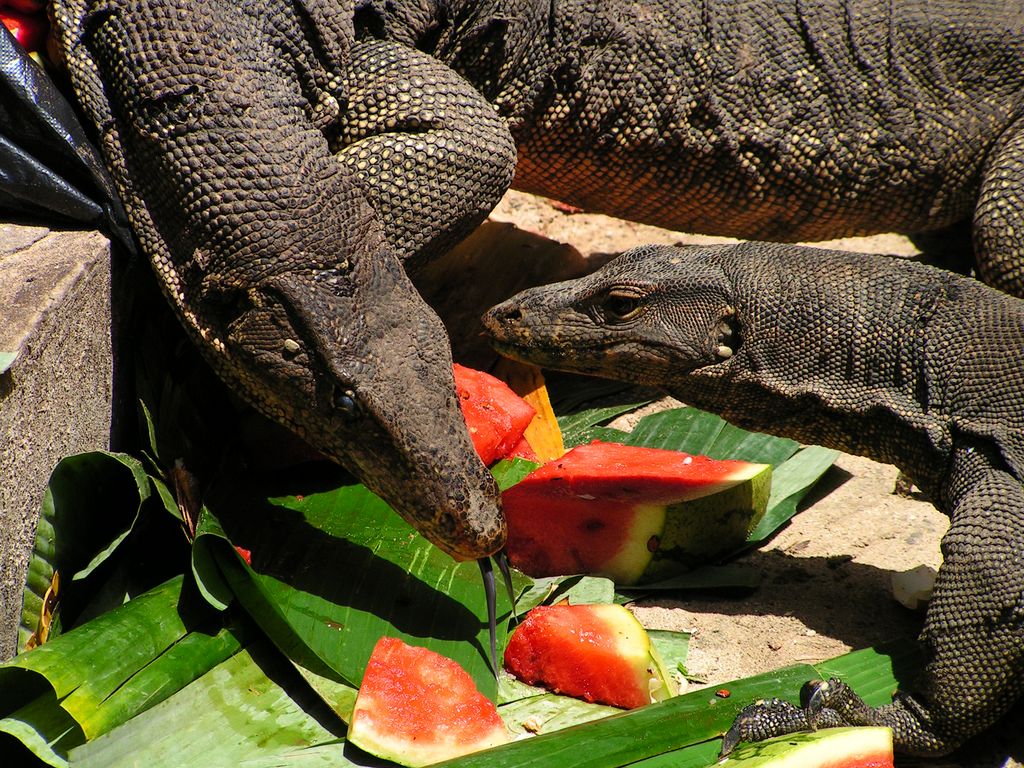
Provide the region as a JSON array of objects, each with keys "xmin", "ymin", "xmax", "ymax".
[{"xmin": 720, "ymin": 679, "xmax": 871, "ymax": 756}]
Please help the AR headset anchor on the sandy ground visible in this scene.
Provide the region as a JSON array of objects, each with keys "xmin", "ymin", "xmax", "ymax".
[{"xmin": 474, "ymin": 190, "xmax": 1021, "ymax": 766}]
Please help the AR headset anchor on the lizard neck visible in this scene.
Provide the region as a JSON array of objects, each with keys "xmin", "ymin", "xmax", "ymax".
[{"xmin": 673, "ymin": 245, "xmax": 958, "ymax": 497}]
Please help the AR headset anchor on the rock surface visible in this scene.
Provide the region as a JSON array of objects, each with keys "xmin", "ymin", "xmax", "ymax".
[{"xmin": 0, "ymin": 223, "xmax": 114, "ymax": 660}]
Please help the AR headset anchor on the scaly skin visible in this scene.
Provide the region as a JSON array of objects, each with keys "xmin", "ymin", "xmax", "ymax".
[
  {"xmin": 44, "ymin": 1, "xmax": 1024, "ymax": 746},
  {"xmin": 482, "ymin": 242, "xmax": 1024, "ymax": 755},
  {"xmin": 49, "ymin": 0, "xmax": 1024, "ymax": 557},
  {"xmin": 361, "ymin": 0, "xmax": 1024, "ymax": 297},
  {"xmin": 50, "ymin": 0, "xmax": 516, "ymax": 560}
]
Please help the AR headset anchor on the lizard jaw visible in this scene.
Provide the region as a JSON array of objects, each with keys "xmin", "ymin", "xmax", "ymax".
[{"xmin": 215, "ymin": 261, "xmax": 507, "ymax": 561}]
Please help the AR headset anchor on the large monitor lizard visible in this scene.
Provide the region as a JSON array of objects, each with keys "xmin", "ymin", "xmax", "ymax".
[
  {"xmin": 483, "ymin": 242, "xmax": 1024, "ymax": 756},
  {"xmin": 49, "ymin": 0, "xmax": 516, "ymax": 563},
  {"xmin": 353, "ymin": 0, "xmax": 1024, "ymax": 297},
  {"xmin": 48, "ymin": 0, "xmax": 1024, "ymax": 551},
  {"xmin": 45, "ymin": 0, "xmax": 1024, "ymax": 745}
]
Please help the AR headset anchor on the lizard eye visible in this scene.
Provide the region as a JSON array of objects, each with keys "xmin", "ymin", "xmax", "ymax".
[
  {"xmin": 599, "ymin": 288, "xmax": 645, "ymax": 322},
  {"xmin": 332, "ymin": 387, "xmax": 360, "ymax": 420}
]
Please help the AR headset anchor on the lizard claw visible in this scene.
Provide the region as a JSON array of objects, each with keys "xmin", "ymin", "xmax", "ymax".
[
  {"xmin": 720, "ymin": 697, "xmax": 809, "ymax": 756},
  {"xmin": 720, "ymin": 681, "xmax": 854, "ymax": 757},
  {"xmin": 802, "ymin": 678, "xmax": 834, "ymax": 721},
  {"xmin": 801, "ymin": 678, "xmax": 877, "ymax": 728}
]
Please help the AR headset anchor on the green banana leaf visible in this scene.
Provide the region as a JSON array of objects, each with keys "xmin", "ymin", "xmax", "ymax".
[
  {"xmin": 67, "ymin": 640, "xmax": 353, "ymax": 768},
  {"xmin": 558, "ymin": 405, "xmax": 653, "ymax": 440},
  {"xmin": 747, "ymin": 445, "xmax": 840, "ymax": 547},
  {"xmin": 546, "ymin": 374, "xmax": 656, "ymax": 418},
  {"xmin": 197, "ymin": 463, "xmax": 521, "ymax": 698},
  {"xmin": 1, "ymin": 577, "xmax": 241, "ymax": 765},
  {"xmin": 190, "ymin": 500, "xmax": 237, "ymax": 612},
  {"xmin": 500, "ymin": 693, "xmax": 623, "ymax": 737},
  {"xmin": 553, "ymin": 575, "xmax": 617, "ymax": 605},
  {"xmin": 621, "ymin": 409, "xmax": 799, "ymax": 465},
  {"xmin": 491, "ymin": 458, "xmax": 539, "ymax": 491},
  {"xmin": 437, "ymin": 640, "xmax": 919, "ymax": 768},
  {"xmin": 562, "ymin": 425, "xmax": 632, "ymax": 447},
  {"xmin": 18, "ymin": 451, "xmax": 185, "ymax": 653}
]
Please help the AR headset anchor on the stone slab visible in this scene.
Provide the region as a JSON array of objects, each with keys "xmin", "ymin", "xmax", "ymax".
[{"xmin": 0, "ymin": 223, "xmax": 114, "ymax": 660}]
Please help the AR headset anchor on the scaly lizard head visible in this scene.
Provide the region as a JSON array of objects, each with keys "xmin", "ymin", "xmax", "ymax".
[
  {"xmin": 214, "ymin": 251, "xmax": 506, "ymax": 562},
  {"xmin": 483, "ymin": 244, "xmax": 743, "ymax": 385}
]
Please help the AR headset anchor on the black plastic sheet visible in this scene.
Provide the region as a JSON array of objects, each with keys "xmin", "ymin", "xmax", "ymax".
[{"xmin": 0, "ymin": 24, "xmax": 134, "ymax": 251}]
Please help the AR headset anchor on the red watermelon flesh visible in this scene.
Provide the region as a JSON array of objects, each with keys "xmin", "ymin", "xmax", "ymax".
[
  {"xmin": 453, "ymin": 364, "xmax": 537, "ymax": 465},
  {"xmin": 507, "ymin": 434, "xmax": 539, "ymax": 462},
  {"xmin": 1, "ymin": 8, "xmax": 47, "ymax": 51},
  {"xmin": 503, "ymin": 602, "xmax": 676, "ymax": 709},
  {"xmin": 503, "ymin": 440, "xmax": 771, "ymax": 583},
  {"xmin": 348, "ymin": 637, "xmax": 510, "ymax": 767}
]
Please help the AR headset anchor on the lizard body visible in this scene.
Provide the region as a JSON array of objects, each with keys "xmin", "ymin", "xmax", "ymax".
[
  {"xmin": 483, "ymin": 242, "xmax": 1024, "ymax": 755},
  {"xmin": 361, "ymin": 0, "xmax": 1024, "ymax": 295}
]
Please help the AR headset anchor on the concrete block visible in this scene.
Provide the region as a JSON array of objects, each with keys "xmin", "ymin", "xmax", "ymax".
[{"xmin": 0, "ymin": 223, "xmax": 114, "ymax": 660}]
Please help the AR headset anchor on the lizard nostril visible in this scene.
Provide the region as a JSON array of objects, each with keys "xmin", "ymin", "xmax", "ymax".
[
  {"xmin": 501, "ymin": 306, "xmax": 524, "ymax": 324},
  {"xmin": 487, "ymin": 304, "xmax": 524, "ymax": 327}
]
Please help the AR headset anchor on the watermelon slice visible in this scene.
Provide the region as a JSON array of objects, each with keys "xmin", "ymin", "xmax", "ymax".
[
  {"xmin": 1, "ymin": 7, "xmax": 47, "ymax": 52},
  {"xmin": 453, "ymin": 363, "xmax": 537, "ymax": 465},
  {"xmin": 348, "ymin": 637, "xmax": 510, "ymax": 767},
  {"xmin": 507, "ymin": 434, "xmax": 539, "ymax": 462},
  {"xmin": 490, "ymin": 358, "xmax": 566, "ymax": 461},
  {"xmin": 503, "ymin": 440, "xmax": 771, "ymax": 584},
  {"xmin": 719, "ymin": 727, "xmax": 894, "ymax": 768},
  {"xmin": 503, "ymin": 602, "xmax": 677, "ymax": 709}
]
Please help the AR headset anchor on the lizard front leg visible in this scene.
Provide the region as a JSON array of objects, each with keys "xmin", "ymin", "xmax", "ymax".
[
  {"xmin": 975, "ymin": 121, "xmax": 1024, "ymax": 298},
  {"xmin": 725, "ymin": 437, "xmax": 1024, "ymax": 756},
  {"xmin": 333, "ymin": 38, "xmax": 517, "ymax": 273},
  {"xmin": 913, "ymin": 437, "xmax": 1024, "ymax": 751}
]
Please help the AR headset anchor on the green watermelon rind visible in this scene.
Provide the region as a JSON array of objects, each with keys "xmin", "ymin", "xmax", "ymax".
[
  {"xmin": 504, "ymin": 442, "xmax": 773, "ymax": 586},
  {"xmin": 718, "ymin": 727, "xmax": 894, "ymax": 768},
  {"xmin": 600, "ymin": 502, "xmax": 667, "ymax": 584},
  {"xmin": 641, "ymin": 462, "xmax": 772, "ymax": 583},
  {"xmin": 645, "ymin": 632, "xmax": 677, "ymax": 704}
]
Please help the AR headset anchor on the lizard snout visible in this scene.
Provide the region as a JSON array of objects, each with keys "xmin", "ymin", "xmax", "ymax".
[{"xmin": 482, "ymin": 300, "xmax": 525, "ymax": 334}]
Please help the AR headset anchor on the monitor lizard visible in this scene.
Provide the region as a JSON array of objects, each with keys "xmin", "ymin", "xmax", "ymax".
[{"xmin": 483, "ymin": 241, "xmax": 1024, "ymax": 756}]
